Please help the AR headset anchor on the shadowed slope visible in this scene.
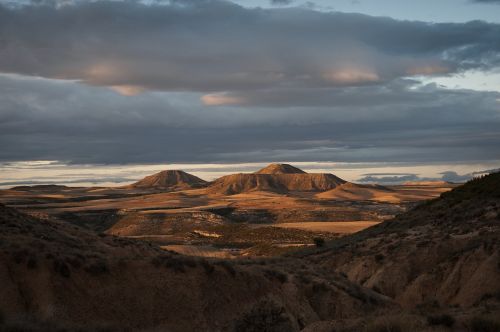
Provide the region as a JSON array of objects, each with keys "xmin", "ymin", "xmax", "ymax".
[
  {"xmin": 0, "ymin": 203, "xmax": 393, "ymax": 331},
  {"xmin": 299, "ymin": 173, "xmax": 500, "ymax": 308}
]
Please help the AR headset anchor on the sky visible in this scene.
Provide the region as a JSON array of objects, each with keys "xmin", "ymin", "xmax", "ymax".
[{"xmin": 0, "ymin": 0, "xmax": 499, "ymax": 186}]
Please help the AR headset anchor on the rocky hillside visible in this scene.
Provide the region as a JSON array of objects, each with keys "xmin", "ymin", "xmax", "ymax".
[
  {"xmin": 0, "ymin": 203, "xmax": 392, "ymax": 331},
  {"xmin": 206, "ymin": 164, "xmax": 345, "ymax": 195},
  {"xmin": 129, "ymin": 170, "xmax": 207, "ymax": 190},
  {"xmin": 299, "ymin": 173, "xmax": 500, "ymax": 309},
  {"xmin": 255, "ymin": 163, "xmax": 306, "ymax": 174}
]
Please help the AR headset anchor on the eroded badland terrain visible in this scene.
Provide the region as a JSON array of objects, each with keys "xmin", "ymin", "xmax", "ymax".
[
  {"xmin": 0, "ymin": 164, "xmax": 499, "ymax": 331},
  {"xmin": 0, "ymin": 164, "xmax": 454, "ymax": 257}
]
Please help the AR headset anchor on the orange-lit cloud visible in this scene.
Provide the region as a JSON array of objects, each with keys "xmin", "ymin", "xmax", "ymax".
[
  {"xmin": 201, "ymin": 93, "xmax": 246, "ymax": 106},
  {"xmin": 322, "ymin": 68, "xmax": 379, "ymax": 84},
  {"xmin": 109, "ymin": 85, "xmax": 145, "ymax": 96}
]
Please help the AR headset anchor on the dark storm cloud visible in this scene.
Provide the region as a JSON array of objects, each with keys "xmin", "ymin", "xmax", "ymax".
[
  {"xmin": 0, "ymin": 0, "xmax": 499, "ymax": 93},
  {"xmin": 1, "ymin": 73, "xmax": 499, "ymax": 164},
  {"xmin": 0, "ymin": 0, "xmax": 500, "ymax": 165}
]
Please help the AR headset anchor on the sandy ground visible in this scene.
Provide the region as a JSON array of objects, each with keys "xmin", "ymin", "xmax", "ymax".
[
  {"xmin": 162, "ymin": 244, "xmax": 240, "ymax": 258},
  {"xmin": 272, "ymin": 221, "xmax": 380, "ymax": 233}
]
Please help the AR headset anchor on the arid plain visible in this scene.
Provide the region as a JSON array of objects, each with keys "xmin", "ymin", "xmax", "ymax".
[{"xmin": 0, "ymin": 164, "xmax": 455, "ymax": 257}]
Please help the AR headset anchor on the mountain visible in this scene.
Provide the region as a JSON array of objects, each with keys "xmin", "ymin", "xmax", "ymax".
[
  {"xmin": 130, "ymin": 170, "xmax": 207, "ymax": 190},
  {"xmin": 0, "ymin": 203, "xmax": 392, "ymax": 331},
  {"xmin": 299, "ymin": 172, "xmax": 500, "ymax": 309},
  {"xmin": 255, "ymin": 163, "xmax": 306, "ymax": 174},
  {"xmin": 206, "ymin": 164, "xmax": 346, "ymax": 195},
  {"xmin": 316, "ymin": 182, "xmax": 397, "ymax": 202}
]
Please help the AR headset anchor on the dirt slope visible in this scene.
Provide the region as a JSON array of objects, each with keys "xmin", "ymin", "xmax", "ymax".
[
  {"xmin": 299, "ymin": 173, "xmax": 500, "ymax": 309},
  {"xmin": 255, "ymin": 163, "xmax": 307, "ymax": 174},
  {"xmin": 129, "ymin": 170, "xmax": 207, "ymax": 190},
  {"xmin": 207, "ymin": 164, "xmax": 346, "ymax": 195},
  {"xmin": 0, "ymin": 203, "xmax": 392, "ymax": 331},
  {"xmin": 316, "ymin": 183, "xmax": 398, "ymax": 202}
]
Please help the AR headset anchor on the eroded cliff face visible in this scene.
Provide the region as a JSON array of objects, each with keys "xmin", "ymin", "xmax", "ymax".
[{"xmin": 301, "ymin": 173, "xmax": 500, "ymax": 309}]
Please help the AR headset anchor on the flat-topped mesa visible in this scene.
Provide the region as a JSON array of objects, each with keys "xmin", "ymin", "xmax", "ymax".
[
  {"xmin": 255, "ymin": 163, "xmax": 307, "ymax": 174},
  {"xmin": 207, "ymin": 163, "xmax": 346, "ymax": 195},
  {"xmin": 131, "ymin": 170, "xmax": 207, "ymax": 190}
]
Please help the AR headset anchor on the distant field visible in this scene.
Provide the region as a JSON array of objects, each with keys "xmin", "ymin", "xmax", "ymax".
[
  {"xmin": 273, "ymin": 221, "xmax": 380, "ymax": 233},
  {"xmin": 162, "ymin": 244, "xmax": 240, "ymax": 258}
]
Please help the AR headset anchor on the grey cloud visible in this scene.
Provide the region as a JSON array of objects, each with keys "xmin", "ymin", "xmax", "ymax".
[
  {"xmin": 270, "ymin": 0, "xmax": 293, "ymax": 5},
  {"xmin": 0, "ymin": 177, "xmax": 134, "ymax": 187},
  {"xmin": 1, "ymin": 73, "xmax": 499, "ymax": 164},
  {"xmin": 439, "ymin": 171, "xmax": 473, "ymax": 183},
  {"xmin": 357, "ymin": 168, "xmax": 500, "ymax": 184},
  {"xmin": 357, "ymin": 174, "xmax": 420, "ymax": 183},
  {"xmin": 0, "ymin": 1, "xmax": 499, "ymax": 93},
  {"xmin": 472, "ymin": 0, "xmax": 500, "ymax": 3}
]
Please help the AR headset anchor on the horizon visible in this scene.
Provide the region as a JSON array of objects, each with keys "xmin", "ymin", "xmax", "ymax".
[{"xmin": 1, "ymin": 160, "xmax": 498, "ymax": 188}]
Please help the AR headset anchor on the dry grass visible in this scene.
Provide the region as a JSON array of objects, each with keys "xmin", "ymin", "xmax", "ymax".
[{"xmin": 273, "ymin": 221, "xmax": 380, "ymax": 233}]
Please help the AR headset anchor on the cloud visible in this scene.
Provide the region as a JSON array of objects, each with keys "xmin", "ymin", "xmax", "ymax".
[
  {"xmin": 357, "ymin": 168, "xmax": 500, "ymax": 184},
  {"xmin": 357, "ymin": 174, "xmax": 420, "ymax": 183},
  {"xmin": 270, "ymin": 0, "xmax": 293, "ymax": 5},
  {"xmin": 0, "ymin": 177, "xmax": 134, "ymax": 187},
  {"xmin": 201, "ymin": 93, "xmax": 247, "ymax": 106},
  {"xmin": 0, "ymin": 1, "xmax": 499, "ymax": 94},
  {"xmin": 1, "ymin": 73, "xmax": 499, "ymax": 164},
  {"xmin": 471, "ymin": 0, "xmax": 500, "ymax": 3},
  {"xmin": 0, "ymin": 1, "xmax": 499, "ymax": 165},
  {"xmin": 439, "ymin": 171, "xmax": 472, "ymax": 182}
]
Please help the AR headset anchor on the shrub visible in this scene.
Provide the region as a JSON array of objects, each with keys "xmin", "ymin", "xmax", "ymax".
[
  {"xmin": 53, "ymin": 259, "xmax": 71, "ymax": 278},
  {"xmin": 201, "ymin": 260, "xmax": 215, "ymax": 274},
  {"xmin": 298, "ymin": 275, "xmax": 311, "ymax": 284},
  {"xmin": 365, "ymin": 319, "xmax": 403, "ymax": 332},
  {"xmin": 234, "ymin": 299, "xmax": 294, "ymax": 332},
  {"xmin": 427, "ymin": 314, "xmax": 455, "ymax": 327},
  {"xmin": 164, "ymin": 257, "xmax": 186, "ymax": 273},
  {"xmin": 264, "ymin": 269, "xmax": 288, "ymax": 283},
  {"xmin": 66, "ymin": 256, "xmax": 83, "ymax": 269},
  {"xmin": 312, "ymin": 281, "xmax": 329, "ymax": 293},
  {"xmin": 12, "ymin": 249, "xmax": 29, "ymax": 264},
  {"xmin": 27, "ymin": 256, "xmax": 38, "ymax": 269},
  {"xmin": 469, "ymin": 316, "xmax": 500, "ymax": 332},
  {"xmin": 375, "ymin": 253, "xmax": 385, "ymax": 262},
  {"xmin": 216, "ymin": 261, "xmax": 236, "ymax": 277},
  {"xmin": 313, "ymin": 237, "xmax": 325, "ymax": 247},
  {"xmin": 84, "ymin": 260, "xmax": 109, "ymax": 275}
]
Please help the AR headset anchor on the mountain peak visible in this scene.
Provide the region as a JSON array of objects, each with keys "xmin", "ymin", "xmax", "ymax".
[
  {"xmin": 255, "ymin": 163, "xmax": 306, "ymax": 174},
  {"xmin": 131, "ymin": 170, "xmax": 207, "ymax": 189}
]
